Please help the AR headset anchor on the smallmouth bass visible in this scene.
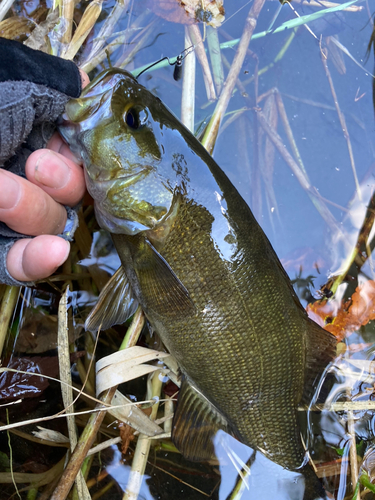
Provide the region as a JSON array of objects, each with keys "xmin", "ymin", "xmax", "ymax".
[{"xmin": 59, "ymin": 68, "xmax": 336, "ymax": 500}]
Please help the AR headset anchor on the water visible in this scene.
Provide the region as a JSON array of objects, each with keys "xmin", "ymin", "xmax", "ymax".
[{"xmin": 1, "ymin": 0, "xmax": 375, "ymax": 498}]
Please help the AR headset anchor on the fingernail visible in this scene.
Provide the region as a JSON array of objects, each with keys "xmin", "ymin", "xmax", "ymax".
[
  {"xmin": 56, "ymin": 240, "xmax": 71, "ymax": 267},
  {"xmin": 35, "ymin": 151, "xmax": 71, "ymax": 189},
  {"xmin": 0, "ymin": 172, "xmax": 20, "ymax": 209}
]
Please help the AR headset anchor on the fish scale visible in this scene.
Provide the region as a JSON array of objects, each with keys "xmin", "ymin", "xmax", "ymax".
[
  {"xmin": 153, "ymin": 198, "xmax": 306, "ymax": 468},
  {"xmin": 59, "ymin": 67, "xmax": 336, "ymax": 500}
]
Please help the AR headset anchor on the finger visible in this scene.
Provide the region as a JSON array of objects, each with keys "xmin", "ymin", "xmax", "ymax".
[
  {"xmin": 25, "ymin": 149, "xmax": 86, "ymax": 207},
  {"xmin": 79, "ymin": 69, "xmax": 90, "ymax": 89},
  {"xmin": 7, "ymin": 236, "xmax": 70, "ymax": 281},
  {"xmin": 0, "ymin": 169, "xmax": 67, "ymax": 236},
  {"xmin": 46, "ymin": 132, "xmax": 82, "ymax": 164}
]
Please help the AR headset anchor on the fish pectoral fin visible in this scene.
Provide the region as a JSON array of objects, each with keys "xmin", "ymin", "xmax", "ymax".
[
  {"xmin": 172, "ymin": 377, "xmax": 234, "ymax": 462},
  {"xmin": 302, "ymin": 319, "xmax": 336, "ymax": 404},
  {"xmin": 131, "ymin": 237, "xmax": 195, "ymax": 317},
  {"xmin": 85, "ymin": 266, "xmax": 139, "ymax": 332}
]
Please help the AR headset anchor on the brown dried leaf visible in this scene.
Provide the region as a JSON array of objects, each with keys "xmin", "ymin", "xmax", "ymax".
[
  {"xmin": 0, "ymin": 17, "xmax": 34, "ymax": 41},
  {"xmin": 119, "ymin": 422, "xmax": 136, "ymax": 454}
]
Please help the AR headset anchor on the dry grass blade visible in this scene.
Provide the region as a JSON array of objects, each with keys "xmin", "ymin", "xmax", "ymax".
[
  {"xmin": 256, "ymin": 108, "xmax": 341, "ymax": 235},
  {"xmin": 61, "ymin": 0, "xmax": 75, "ymax": 44},
  {"xmin": 24, "ymin": 9, "xmax": 60, "ymax": 52},
  {"xmin": 62, "ymin": 0, "xmax": 103, "ymax": 60},
  {"xmin": 347, "ymin": 399, "xmax": 360, "ymax": 500},
  {"xmin": 187, "ymin": 24, "xmax": 216, "ymax": 102},
  {"xmin": 33, "ymin": 426, "xmax": 70, "ymax": 444},
  {"xmin": 259, "ymin": 93, "xmax": 281, "ymax": 228},
  {"xmin": 58, "ymin": 288, "xmax": 75, "ymax": 430},
  {"xmin": 274, "ymin": 89, "xmax": 308, "ymax": 178},
  {"xmin": 80, "ymin": 31, "xmax": 128, "ymax": 73},
  {"xmin": 96, "ymin": 345, "xmax": 171, "ymax": 394},
  {"xmin": 108, "ymin": 390, "xmax": 164, "ymax": 436},
  {"xmin": 58, "ymin": 287, "xmax": 91, "ymax": 499},
  {"xmin": 50, "ymin": 307, "xmax": 145, "ymax": 500},
  {"xmin": 207, "ymin": 25, "xmax": 224, "ymax": 95},
  {"xmin": 0, "ymin": 422, "xmax": 69, "ymax": 447},
  {"xmin": 84, "ymin": 0, "xmax": 131, "ymax": 65},
  {"xmin": 0, "ymin": 0, "xmax": 15, "ymax": 23},
  {"xmin": 181, "ymin": 27, "xmax": 195, "ymax": 131},
  {"xmin": 163, "ymin": 396, "xmax": 173, "ymax": 434},
  {"xmin": 0, "ymin": 456, "xmax": 66, "ymax": 487},
  {"xmin": 202, "ymin": 0, "xmax": 267, "ymax": 154},
  {"xmin": 227, "ymin": 453, "xmax": 255, "ymax": 500},
  {"xmin": 116, "ymin": 19, "xmax": 157, "ymax": 69},
  {"xmin": 0, "ymin": 16, "xmax": 35, "ymax": 41},
  {"xmin": 123, "ymin": 370, "xmax": 163, "ymax": 500},
  {"xmin": 0, "ymin": 285, "xmax": 19, "ymax": 357}
]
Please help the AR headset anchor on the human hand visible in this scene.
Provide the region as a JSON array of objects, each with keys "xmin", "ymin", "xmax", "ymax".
[
  {"xmin": 2, "ymin": 133, "xmax": 87, "ymax": 282},
  {"xmin": 0, "ymin": 67, "xmax": 90, "ymax": 283}
]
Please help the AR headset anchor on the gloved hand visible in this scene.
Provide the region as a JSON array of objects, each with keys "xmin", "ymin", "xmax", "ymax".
[{"xmin": 0, "ymin": 38, "xmax": 89, "ymax": 286}]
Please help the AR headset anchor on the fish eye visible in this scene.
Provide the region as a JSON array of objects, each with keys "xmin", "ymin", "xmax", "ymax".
[{"xmin": 124, "ymin": 106, "xmax": 148, "ymax": 130}]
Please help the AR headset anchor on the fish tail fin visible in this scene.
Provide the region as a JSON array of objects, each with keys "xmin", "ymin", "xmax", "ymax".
[{"xmin": 301, "ymin": 463, "xmax": 328, "ymax": 500}]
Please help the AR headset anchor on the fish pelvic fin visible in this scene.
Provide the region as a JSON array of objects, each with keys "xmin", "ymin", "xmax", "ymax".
[
  {"xmin": 172, "ymin": 376, "xmax": 235, "ymax": 462},
  {"xmin": 302, "ymin": 319, "xmax": 336, "ymax": 405},
  {"xmin": 85, "ymin": 266, "xmax": 139, "ymax": 332}
]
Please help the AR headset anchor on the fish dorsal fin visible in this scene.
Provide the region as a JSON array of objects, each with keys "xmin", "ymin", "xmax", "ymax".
[
  {"xmin": 302, "ymin": 319, "xmax": 336, "ymax": 404},
  {"xmin": 172, "ymin": 377, "xmax": 234, "ymax": 462},
  {"xmin": 85, "ymin": 266, "xmax": 138, "ymax": 332},
  {"xmin": 129, "ymin": 236, "xmax": 195, "ymax": 318}
]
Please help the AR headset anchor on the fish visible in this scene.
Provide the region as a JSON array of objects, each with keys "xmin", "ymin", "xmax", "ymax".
[{"xmin": 58, "ymin": 67, "xmax": 336, "ymax": 500}]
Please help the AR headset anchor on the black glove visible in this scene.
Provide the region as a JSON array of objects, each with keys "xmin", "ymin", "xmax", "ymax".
[{"xmin": 0, "ymin": 37, "xmax": 82, "ymax": 286}]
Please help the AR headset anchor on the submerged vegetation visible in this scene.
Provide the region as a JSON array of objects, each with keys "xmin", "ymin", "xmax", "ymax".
[{"xmin": 0, "ymin": 0, "xmax": 375, "ymax": 499}]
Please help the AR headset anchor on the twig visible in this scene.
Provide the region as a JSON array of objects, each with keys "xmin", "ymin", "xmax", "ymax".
[{"xmin": 202, "ymin": 0, "xmax": 267, "ymax": 154}]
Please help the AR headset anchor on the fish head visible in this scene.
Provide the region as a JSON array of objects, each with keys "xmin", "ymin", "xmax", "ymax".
[{"xmin": 59, "ymin": 68, "xmax": 180, "ymax": 235}]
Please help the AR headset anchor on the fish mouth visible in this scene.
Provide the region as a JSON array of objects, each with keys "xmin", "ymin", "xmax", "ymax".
[
  {"xmin": 84, "ymin": 165, "xmax": 152, "ymax": 204},
  {"xmin": 91, "ymin": 172, "xmax": 145, "ymax": 189},
  {"xmin": 86, "ymin": 164, "xmax": 151, "ymax": 187}
]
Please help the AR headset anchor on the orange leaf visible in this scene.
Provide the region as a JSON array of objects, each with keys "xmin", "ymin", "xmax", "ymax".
[{"xmin": 306, "ymin": 280, "xmax": 375, "ymax": 342}]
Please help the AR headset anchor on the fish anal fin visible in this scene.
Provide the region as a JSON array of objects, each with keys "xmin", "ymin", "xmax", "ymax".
[
  {"xmin": 172, "ymin": 377, "xmax": 233, "ymax": 462},
  {"xmin": 302, "ymin": 319, "xmax": 336, "ymax": 404},
  {"xmin": 129, "ymin": 236, "xmax": 195, "ymax": 318},
  {"xmin": 85, "ymin": 266, "xmax": 138, "ymax": 332}
]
